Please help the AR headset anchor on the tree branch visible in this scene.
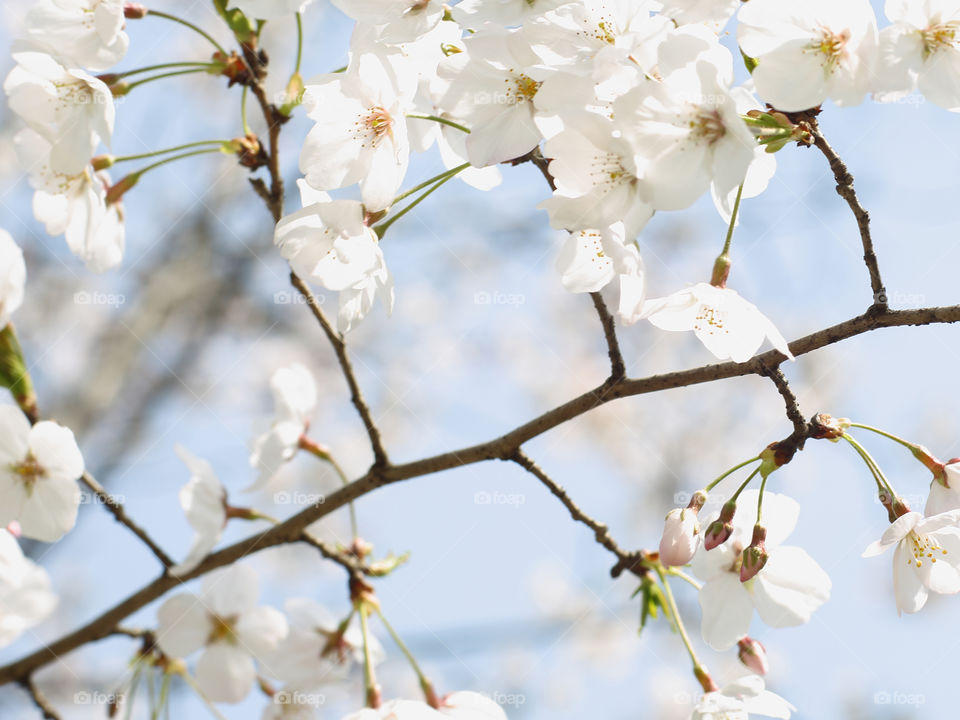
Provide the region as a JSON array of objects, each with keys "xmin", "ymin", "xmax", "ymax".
[
  {"xmin": 290, "ymin": 272, "xmax": 390, "ymax": 468},
  {"xmin": 19, "ymin": 676, "xmax": 60, "ymax": 720},
  {"xmin": 758, "ymin": 363, "xmax": 808, "ymax": 445},
  {"xmin": 510, "ymin": 449, "xmax": 646, "ymax": 578},
  {"xmin": 79, "ymin": 473, "xmax": 173, "ymax": 568},
  {"xmin": 2, "ymin": 303, "xmax": 958, "ymax": 686},
  {"xmin": 808, "ymin": 118, "xmax": 886, "ymax": 309},
  {"xmin": 589, "ymin": 292, "xmax": 626, "ymax": 381}
]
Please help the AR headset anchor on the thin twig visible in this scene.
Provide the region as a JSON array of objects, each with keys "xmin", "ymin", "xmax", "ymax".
[
  {"xmin": 808, "ymin": 118, "xmax": 886, "ymax": 309},
  {"xmin": 589, "ymin": 292, "xmax": 626, "ymax": 381},
  {"xmin": 290, "ymin": 272, "xmax": 390, "ymax": 468},
  {"xmin": 510, "ymin": 449, "xmax": 646, "ymax": 578},
  {"xmin": 79, "ymin": 473, "xmax": 173, "ymax": 567},
  {"xmin": 758, "ymin": 363, "xmax": 808, "ymax": 444},
  {"xmin": 20, "ymin": 676, "xmax": 60, "ymax": 720}
]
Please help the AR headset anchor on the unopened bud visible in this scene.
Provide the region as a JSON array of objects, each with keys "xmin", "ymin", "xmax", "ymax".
[
  {"xmin": 91, "ymin": 154, "xmax": 115, "ymax": 171},
  {"xmin": 105, "ymin": 173, "xmax": 140, "ymax": 204},
  {"xmin": 124, "ymin": 3, "xmax": 148, "ymax": 18},
  {"xmin": 659, "ymin": 507, "xmax": 701, "ymax": 567},
  {"xmin": 740, "ymin": 524, "xmax": 768, "ymax": 582},
  {"xmin": 704, "ymin": 499, "xmax": 737, "ymax": 550},
  {"xmin": 694, "ymin": 665, "xmax": 718, "ymax": 694},
  {"xmin": 0, "ymin": 325, "xmax": 37, "ymax": 422},
  {"xmin": 808, "ymin": 413, "xmax": 846, "ymax": 441},
  {"xmin": 737, "ymin": 637, "xmax": 769, "ymax": 675}
]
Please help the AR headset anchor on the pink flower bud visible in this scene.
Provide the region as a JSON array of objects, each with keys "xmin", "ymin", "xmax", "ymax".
[
  {"xmin": 124, "ymin": 3, "xmax": 148, "ymax": 19},
  {"xmin": 703, "ymin": 500, "xmax": 737, "ymax": 550},
  {"xmin": 6, "ymin": 521, "xmax": 21, "ymax": 538},
  {"xmin": 737, "ymin": 637, "xmax": 769, "ymax": 675},
  {"xmin": 740, "ymin": 524, "xmax": 768, "ymax": 582},
  {"xmin": 659, "ymin": 507, "xmax": 701, "ymax": 566}
]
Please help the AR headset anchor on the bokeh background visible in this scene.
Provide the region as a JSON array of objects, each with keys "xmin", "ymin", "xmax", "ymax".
[{"xmin": 1, "ymin": 1, "xmax": 959, "ymax": 718}]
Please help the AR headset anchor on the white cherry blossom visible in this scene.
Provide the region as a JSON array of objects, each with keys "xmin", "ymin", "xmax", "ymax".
[
  {"xmin": 24, "ymin": 0, "xmax": 129, "ymax": 71},
  {"xmin": 863, "ymin": 508, "xmax": 960, "ymax": 614},
  {"xmin": 155, "ymin": 564, "xmax": 288, "ymax": 703},
  {"xmin": 0, "ymin": 405, "xmax": 84, "ymax": 543},
  {"xmin": 614, "ymin": 27, "xmax": 758, "ymax": 211},
  {"xmin": 230, "ymin": 0, "xmax": 315, "ymax": 20},
  {"xmin": 299, "ymin": 54, "xmax": 411, "ymax": 211},
  {"xmin": 641, "ymin": 283, "xmax": 793, "ymax": 363},
  {"xmin": 0, "ymin": 529, "xmax": 58, "ymax": 647},
  {"xmin": 539, "ymin": 115, "xmax": 653, "ymax": 237},
  {"xmin": 248, "ymin": 364, "xmax": 317, "ymax": 492},
  {"xmin": 737, "ymin": 0, "xmax": 879, "ymax": 111},
  {"xmin": 170, "ymin": 446, "xmax": 227, "ymax": 576},
  {"xmin": 266, "ymin": 597, "xmax": 383, "ymax": 690},
  {"xmin": 877, "ymin": 0, "xmax": 960, "ymax": 111},
  {"xmin": 660, "ymin": 507, "xmax": 702, "ymax": 567},
  {"xmin": 661, "ymin": 0, "xmax": 742, "ymax": 33},
  {"xmin": 0, "ymin": 231, "xmax": 26, "ymax": 327},
  {"xmin": 691, "ymin": 675, "xmax": 794, "ymax": 720},
  {"xmin": 274, "ymin": 181, "xmax": 393, "ymax": 333},
  {"xmin": 16, "ymin": 128, "xmax": 125, "ymax": 273},
  {"xmin": 451, "ymin": 0, "xmax": 569, "ymax": 27},
  {"xmin": 436, "ymin": 28, "xmax": 544, "ymax": 167},
  {"xmin": 691, "ymin": 490, "xmax": 831, "ymax": 650},
  {"xmin": 5, "ymin": 46, "xmax": 114, "ymax": 175}
]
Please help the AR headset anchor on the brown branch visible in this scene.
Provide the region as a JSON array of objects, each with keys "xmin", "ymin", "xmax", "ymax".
[
  {"xmin": 589, "ymin": 292, "xmax": 626, "ymax": 381},
  {"xmin": 79, "ymin": 473, "xmax": 173, "ymax": 567},
  {"xmin": 808, "ymin": 118, "xmax": 886, "ymax": 309},
  {"xmin": 19, "ymin": 676, "xmax": 60, "ymax": 720},
  {"xmin": 2, "ymin": 303, "xmax": 958, "ymax": 686},
  {"xmin": 290, "ymin": 272, "xmax": 390, "ymax": 468},
  {"xmin": 758, "ymin": 363, "xmax": 808, "ymax": 444},
  {"xmin": 510, "ymin": 450, "xmax": 647, "ymax": 578}
]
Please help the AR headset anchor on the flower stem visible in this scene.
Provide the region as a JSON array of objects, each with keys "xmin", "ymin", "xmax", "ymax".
[
  {"xmin": 405, "ymin": 113, "xmax": 471, "ymax": 134},
  {"xmin": 116, "ymin": 61, "xmax": 218, "ymax": 78},
  {"xmin": 721, "ymin": 183, "xmax": 745, "ymax": 256},
  {"xmin": 729, "ymin": 466, "xmax": 762, "ymax": 503},
  {"xmin": 124, "ymin": 67, "xmax": 211, "ymax": 92},
  {"xmin": 842, "ymin": 433, "xmax": 897, "ymax": 498},
  {"xmin": 358, "ymin": 603, "xmax": 381, "ymax": 708},
  {"xmin": 129, "ymin": 148, "xmax": 227, "ymax": 178},
  {"xmin": 110, "ymin": 141, "xmax": 231, "ymax": 164},
  {"xmin": 846, "ymin": 422, "xmax": 927, "ymax": 455},
  {"xmin": 703, "ymin": 455, "xmax": 761, "ymax": 492},
  {"xmin": 295, "ymin": 13, "xmax": 304, "ymax": 75},
  {"xmin": 147, "ymin": 10, "xmax": 227, "ymax": 55},
  {"xmin": 241, "ymin": 86, "xmax": 251, "ymax": 135},
  {"xmin": 756, "ymin": 471, "xmax": 769, "ymax": 523},
  {"xmin": 373, "ymin": 606, "xmax": 439, "ymax": 707},
  {"xmin": 298, "ymin": 436, "xmax": 359, "ymax": 538},
  {"xmin": 390, "ymin": 163, "xmax": 471, "ymax": 206},
  {"xmin": 178, "ymin": 670, "xmax": 229, "ymax": 720},
  {"xmin": 665, "ymin": 568, "xmax": 702, "ymax": 591},
  {"xmin": 655, "ymin": 566, "xmax": 713, "ymax": 690},
  {"xmin": 376, "ymin": 164, "xmax": 470, "ymax": 238}
]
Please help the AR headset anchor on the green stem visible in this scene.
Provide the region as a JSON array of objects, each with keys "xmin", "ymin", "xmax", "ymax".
[
  {"xmin": 358, "ymin": 603, "xmax": 380, "ymax": 708},
  {"xmin": 128, "ymin": 148, "xmax": 226, "ymax": 179},
  {"xmin": 295, "ymin": 13, "xmax": 304, "ymax": 74},
  {"xmin": 405, "ymin": 113, "xmax": 471, "ymax": 134},
  {"xmin": 721, "ymin": 182, "xmax": 745, "ymax": 256},
  {"xmin": 730, "ymin": 466, "xmax": 762, "ymax": 503},
  {"xmin": 147, "ymin": 10, "xmax": 227, "ymax": 55},
  {"xmin": 178, "ymin": 671, "xmax": 228, "ymax": 720},
  {"xmin": 124, "ymin": 67, "xmax": 210, "ymax": 92},
  {"xmin": 703, "ymin": 455, "xmax": 761, "ymax": 492},
  {"xmin": 299, "ymin": 439, "xmax": 359, "ymax": 538},
  {"xmin": 111, "ymin": 141, "xmax": 230, "ymax": 164},
  {"xmin": 665, "ymin": 568, "xmax": 702, "ymax": 591},
  {"xmin": 391, "ymin": 163, "xmax": 471, "ymax": 206},
  {"xmin": 654, "ymin": 567, "xmax": 706, "ymax": 673},
  {"xmin": 117, "ymin": 61, "xmax": 218, "ymax": 78},
  {"xmin": 756, "ymin": 472, "xmax": 769, "ymax": 523},
  {"xmin": 373, "ymin": 606, "xmax": 437, "ymax": 706},
  {"xmin": 846, "ymin": 423, "xmax": 924, "ymax": 454},
  {"xmin": 842, "ymin": 433, "xmax": 897, "ymax": 497},
  {"xmin": 241, "ymin": 86, "xmax": 251, "ymax": 136},
  {"xmin": 376, "ymin": 165, "xmax": 469, "ymax": 238}
]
